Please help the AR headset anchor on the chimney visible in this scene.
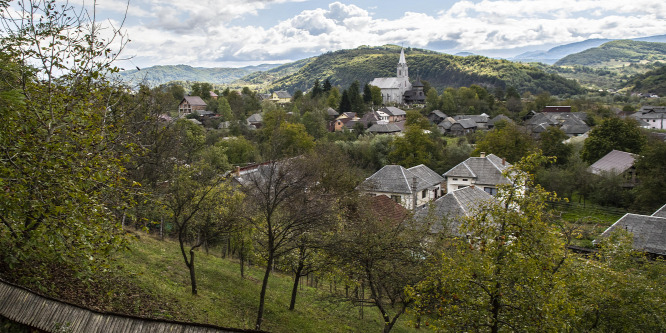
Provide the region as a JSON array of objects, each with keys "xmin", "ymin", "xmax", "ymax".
[
  {"xmin": 480, "ymin": 152, "xmax": 486, "ymax": 158},
  {"xmin": 502, "ymin": 158, "xmax": 506, "ymax": 166},
  {"xmin": 235, "ymin": 166, "xmax": 241, "ymax": 177}
]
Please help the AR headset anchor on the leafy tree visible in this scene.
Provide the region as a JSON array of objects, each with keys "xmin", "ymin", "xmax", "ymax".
[
  {"xmin": 632, "ymin": 140, "xmax": 666, "ymax": 210},
  {"xmin": 327, "ymin": 87, "xmax": 341, "ymax": 109},
  {"xmin": 370, "ymin": 85, "xmax": 383, "ymax": 106},
  {"xmin": 539, "ymin": 126, "xmax": 573, "ymax": 165},
  {"xmin": 217, "ymin": 137, "xmax": 259, "ymax": 165},
  {"xmin": 473, "ymin": 122, "xmax": 535, "ymax": 163},
  {"xmin": 266, "ymin": 122, "xmax": 315, "ymax": 159},
  {"xmin": 388, "ymin": 125, "xmax": 442, "ymax": 168},
  {"xmin": 425, "ymin": 87, "xmax": 441, "ymax": 111},
  {"xmin": 581, "ymin": 117, "xmax": 647, "ymax": 163},
  {"xmin": 301, "ymin": 110, "xmax": 327, "ymax": 139},
  {"xmin": 0, "ymin": 0, "xmax": 133, "ymax": 276},
  {"xmin": 408, "ymin": 153, "xmax": 574, "ymax": 332},
  {"xmin": 330, "ymin": 195, "xmax": 429, "ymax": 333},
  {"xmin": 191, "ymin": 82, "xmax": 213, "ymax": 100},
  {"xmin": 241, "ymin": 159, "xmax": 334, "ymax": 330},
  {"xmin": 217, "ymin": 96, "xmax": 233, "ymax": 120}
]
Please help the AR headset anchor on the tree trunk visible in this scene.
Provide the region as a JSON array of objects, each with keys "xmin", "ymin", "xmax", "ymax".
[
  {"xmin": 289, "ymin": 260, "xmax": 305, "ymax": 310},
  {"xmin": 189, "ymin": 249, "xmax": 197, "ymax": 295},
  {"xmin": 255, "ymin": 252, "xmax": 274, "ymax": 330}
]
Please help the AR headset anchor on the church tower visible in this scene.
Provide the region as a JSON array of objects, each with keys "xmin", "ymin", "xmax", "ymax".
[{"xmin": 397, "ymin": 48, "xmax": 408, "ymax": 79}]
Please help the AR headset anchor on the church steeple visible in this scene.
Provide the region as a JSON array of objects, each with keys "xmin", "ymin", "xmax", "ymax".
[{"xmin": 397, "ymin": 48, "xmax": 408, "ymax": 79}]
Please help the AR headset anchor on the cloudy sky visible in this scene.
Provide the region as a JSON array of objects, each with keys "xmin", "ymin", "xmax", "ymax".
[{"xmin": 92, "ymin": 0, "xmax": 666, "ymax": 69}]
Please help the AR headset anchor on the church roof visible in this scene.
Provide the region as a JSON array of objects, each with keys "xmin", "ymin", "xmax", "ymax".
[
  {"xmin": 369, "ymin": 77, "xmax": 402, "ymax": 89},
  {"xmin": 399, "ymin": 48, "xmax": 406, "ymax": 64}
]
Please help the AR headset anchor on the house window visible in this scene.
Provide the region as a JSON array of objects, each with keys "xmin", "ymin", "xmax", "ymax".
[
  {"xmin": 452, "ymin": 178, "xmax": 458, "ymax": 181},
  {"xmin": 462, "ymin": 179, "xmax": 468, "ymax": 181},
  {"xmin": 484, "ymin": 187, "xmax": 498, "ymax": 195},
  {"xmin": 391, "ymin": 195, "xmax": 401, "ymax": 203},
  {"xmin": 421, "ymin": 190, "xmax": 427, "ymax": 199}
]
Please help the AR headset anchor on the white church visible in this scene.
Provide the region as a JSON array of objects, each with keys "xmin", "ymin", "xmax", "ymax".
[{"xmin": 369, "ymin": 48, "xmax": 413, "ymax": 104}]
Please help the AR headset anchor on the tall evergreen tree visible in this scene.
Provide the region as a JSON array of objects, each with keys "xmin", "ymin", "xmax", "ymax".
[
  {"xmin": 312, "ymin": 79, "xmax": 323, "ymax": 98},
  {"xmin": 363, "ymin": 83, "xmax": 373, "ymax": 104},
  {"xmin": 323, "ymin": 78, "xmax": 332, "ymax": 93},
  {"xmin": 339, "ymin": 89, "xmax": 352, "ymax": 114}
]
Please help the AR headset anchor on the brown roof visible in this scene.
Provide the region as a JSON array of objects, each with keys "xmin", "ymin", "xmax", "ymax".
[
  {"xmin": 367, "ymin": 195, "xmax": 409, "ymax": 224},
  {"xmin": 588, "ymin": 150, "xmax": 637, "ymax": 175},
  {"xmin": 182, "ymin": 95, "xmax": 207, "ymax": 106}
]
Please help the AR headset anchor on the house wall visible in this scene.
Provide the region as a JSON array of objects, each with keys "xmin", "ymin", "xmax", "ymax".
[
  {"xmin": 366, "ymin": 186, "xmax": 439, "ymax": 210},
  {"xmin": 641, "ymin": 117, "xmax": 665, "ymax": 130},
  {"xmin": 445, "ymin": 177, "xmax": 475, "ymax": 193}
]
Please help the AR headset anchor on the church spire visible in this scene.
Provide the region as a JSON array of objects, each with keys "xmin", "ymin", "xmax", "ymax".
[{"xmin": 399, "ymin": 47, "xmax": 406, "ymax": 64}]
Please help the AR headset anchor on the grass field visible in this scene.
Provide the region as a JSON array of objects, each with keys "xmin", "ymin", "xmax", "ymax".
[{"xmin": 117, "ymin": 233, "xmax": 420, "ymax": 332}]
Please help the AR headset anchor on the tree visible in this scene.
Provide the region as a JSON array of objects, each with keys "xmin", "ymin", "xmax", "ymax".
[
  {"xmin": 165, "ymin": 158, "xmax": 242, "ymax": 295},
  {"xmin": 370, "ymin": 85, "xmax": 383, "ymax": 106},
  {"xmin": 322, "ymin": 78, "xmax": 332, "ymax": 93},
  {"xmin": 408, "ymin": 153, "xmax": 575, "ymax": 332},
  {"xmin": 312, "ymin": 79, "xmax": 323, "ymax": 98},
  {"xmin": 339, "ymin": 89, "xmax": 352, "ymax": 114},
  {"xmin": 425, "ymin": 87, "xmax": 441, "ymax": 111},
  {"xmin": 388, "ymin": 125, "xmax": 442, "ymax": 168},
  {"xmin": 473, "ymin": 122, "xmax": 535, "ymax": 163},
  {"xmin": 0, "ymin": 0, "xmax": 133, "ymax": 276},
  {"xmin": 241, "ymin": 159, "xmax": 334, "ymax": 330},
  {"xmin": 539, "ymin": 126, "xmax": 573, "ymax": 165},
  {"xmin": 581, "ymin": 117, "xmax": 647, "ymax": 163},
  {"xmin": 363, "ymin": 83, "xmax": 373, "ymax": 104},
  {"xmin": 191, "ymin": 82, "xmax": 213, "ymax": 100},
  {"xmin": 217, "ymin": 96, "xmax": 233, "ymax": 121},
  {"xmin": 330, "ymin": 195, "xmax": 429, "ymax": 333},
  {"xmin": 633, "ymin": 140, "xmax": 666, "ymax": 211}
]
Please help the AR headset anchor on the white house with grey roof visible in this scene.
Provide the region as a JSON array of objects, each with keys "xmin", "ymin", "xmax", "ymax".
[
  {"xmin": 594, "ymin": 203, "xmax": 666, "ymax": 256},
  {"xmin": 631, "ymin": 105, "xmax": 666, "ymax": 130},
  {"xmin": 443, "ymin": 153, "xmax": 511, "ymax": 195},
  {"xmin": 358, "ymin": 164, "xmax": 444, "ymax": 209},
  {"xmin": 414, "ymin": 185, "xmax": 494, "ymax": 235}
]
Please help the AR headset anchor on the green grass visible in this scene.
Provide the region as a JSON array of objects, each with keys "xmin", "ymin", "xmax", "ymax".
[
  {"xmin": 117, "ymin": 233, "xmax": 419, "ymax": 332},
  {"xmin": 549, "ymin": 201, "xmax": 626, "ymax": 248}
]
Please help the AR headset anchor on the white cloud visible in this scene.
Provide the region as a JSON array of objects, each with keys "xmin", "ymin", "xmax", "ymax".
[{"xmin": 111, "ymin": 0, "xmax": 666, "ymax": 68}]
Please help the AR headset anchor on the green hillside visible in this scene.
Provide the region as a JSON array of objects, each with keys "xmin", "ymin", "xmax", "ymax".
[
  {"xmin": 268, "ymin": 45, "xmax": 584, "ymax": 95},
  {"xmin": 555, "ymin": 40, "xmax": 666, "ymax": 67},
  {"xmin": 235, "ymin": 57, "xmax": 315, "ymax": 87},
  {"xmin": 624, "ymin": 65, "xmax": 666, "ymax": 95},
  {"xmin": 116, "ymin": 64, "xmax": 280, "ymax": 86}
]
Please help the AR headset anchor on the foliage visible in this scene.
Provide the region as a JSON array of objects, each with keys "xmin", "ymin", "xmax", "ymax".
[
  {"xmin": 0, "ymin": 0, "xmax": 133, "ymax": 278},
  {"xmin": 388, "ymin": 125, "xmax": 443, "ymax": 169},
  {"xmin": 624, "ymin": 64, "xmax": 666, "ymax": 95},
  {"xmin": 538, "ymin": 126, "xmax": 573, "ymax": 165},
  {"xmin": 581, "ymin": 117, "xmax": 647, "ymax": 163},
  {"xmin": 632, "ymin": 140, "xmax": 666, "ymax": 211},
  {"xmin": 408, "ymin": 153, "xmax": 574, "ymax": 332},
  {"xmin": 555, "ymin": 40, "xmax": 666, "ymax": 68},
  {"xmin": 217, "ymin": 136, "xmax": 259, "ymax": 165},
  {"xmin": 473, "ymin": 122, "xmax": 535, "ymax": 163}
]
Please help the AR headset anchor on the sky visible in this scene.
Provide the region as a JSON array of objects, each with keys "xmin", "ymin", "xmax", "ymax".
[{"xmin": 84, "ymin": 0, "xmax": 666, "ymax": 69}]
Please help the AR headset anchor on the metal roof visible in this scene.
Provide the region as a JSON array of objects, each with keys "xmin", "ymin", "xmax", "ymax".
[
  {"xmin": 588, "ymin": 150, "xmax": 637, "ymax": 175},
  {"xmin": 414, "ymin": 186, "xmax": 494, "ymax": 234},
  {"xmin": 595, "ymin": 213, "xmax": 666, "ymax": 255}
]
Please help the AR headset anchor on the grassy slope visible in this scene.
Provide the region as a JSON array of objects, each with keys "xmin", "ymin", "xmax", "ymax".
[
  {"xmin": 118, "ymin": 234, "xmax": 419, "ymax": 333},
  {"xmin": 555, "ymin": 40, "xmax": 666, "ymax": 68}
]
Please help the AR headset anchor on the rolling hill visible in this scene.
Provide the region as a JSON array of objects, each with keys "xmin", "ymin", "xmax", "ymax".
[
  {"xmin": 555, "ymin": 40, "xmax": 666, "ymax": 67},
  {"xmin": 624, "ymin": 65, "xmax": 666, "ymax": 95},
  {"xmin": 116, "ymin": 64, "xmax": 282, "ymax": 86},
  {"xmin": 267, "ymin": 45, "xmax": 584, "ymax": 95}
]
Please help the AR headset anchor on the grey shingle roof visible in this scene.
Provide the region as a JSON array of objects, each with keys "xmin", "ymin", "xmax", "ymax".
[
  {"xmin": 414, "ymin": 186, "xmax": 494, "ymax": 234},
  {"xmin": 358, "ymin": 165, "xmax": 433, "ymax": 194},
  {"xmin": 487, "ymin": 114, "xmax": 513, "ymax": 126},
  {"xmin": 247, "ymin": 113, "xmax": 263, "ymax": 123},
  {"xmin": 408, "ymin": 164, "xmax": 444, "ymax": 186},
  {"xmin": 380, "ymin": 107, "xmax": 406, "ymax": 116},
  {"xmin": 560, "ymin": 117, "xmax": 590, "ymax": 135},
  {"xmin": 456, "ymin": 118, "xmax": 478, "ymax": 129},
  {"xmin": 367, "ymin": 123, "xmax": 401, "ymax": 133},
  {"xmin": 369, "ymin": 77, "xmax": 401, "ymax": 89},
  {"xmin": 652, "ymin": 204, "xmax": 666, "ymax": 218},
  {"xmin": 595, "ymin": 213, "xmax": 666, "ymax": 255},
  {"xmin": 444, "ymin": 154, "xmax": 511, "ymax": 186},
  {"xmin": 274, "ymin": 91, "xmax": 292, "ymax": 99},
  {"xmin": 588, "ymin": 150, "xmax": 637, "ymax": 175},
  {"xmin": 326, "ymin": 107, "xmax": 339, "ymax": 116},
  {"xmin": 183, "ymin": 95, "xmax": 207, "ymax": 106}
]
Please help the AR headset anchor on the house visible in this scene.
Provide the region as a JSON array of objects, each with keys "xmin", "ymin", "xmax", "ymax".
[
  {"xmin": 326, "ymin": 107, "xmax": 339, "ymax": 119},
  {"xmin": 209, "ymin": 91, "xmax": 218, "ymax": 100},
  {"xmin": 258, "ymin": 93, "xmax": 272, "ymax": 101},
  {"xmin": 247, "ymin": 113, "xmax": 263, "ymax": 129},
  {"xmin": 378, "ymin": 107, "xmax": 406, "ymax": 123},
  {"xmin": 414, "ymin": 185, "xmax": 494, "ymax": 234},
  {"xmin": 357, "ymin": 164, "xmax": 444, "ymax": 209},
  {"xmin": 631, "ymin": 105, "xmax": 666, "ymax": 130},
  {"xmin": 486, "ymin": 114, "xmax": 513, "ymax": 129},
  {"xmin": 449, "ymin": 118, "xmax": 477, "ymax": 136},
  {"xmin": 443, "ymin": 153, "xmax": 511, "ymax": 194},
  {"xmin": 427, "ymin": 110, "xmax": 448, "ymax": 124},
  {"xmin": 525, "ymin": 112, "xmax": 589, "ymax": 137},
  {"xmin": 593, "ymin": 204, "xmax": 666, "ymax": 256},
  {"xmin": 454, "ymin": 114, "xmax": 489, "ymax": 129},
  {"xmin": 270, "ymin": 91, "xmax": 292, "ymax": 104},
  {"xmin": 403, "ymin": 79, "xmax": 426, "ymax": 104},
  {"xmin": 369, "ymin": 48, "xmax": 412, "ymax": 104},
  {"xmin": 178, "ymin": 95, "xmax": 207, "ymax": 116},
  {"xmin": 588, "ymin": 150, "xmax": 638, "ymax": 187},
  {"xmin": 367, "ymin": 122, "xmax": 402, "ymax": 134}
]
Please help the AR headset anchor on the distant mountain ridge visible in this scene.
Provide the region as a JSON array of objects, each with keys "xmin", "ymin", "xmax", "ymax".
[
  {"xmin": 512, "ymin": 34, "xmax": 666, "ymax": 64},
  {"xmin": 116, "ymin": 64, "xmax": 283, "ymax": 86},
  {"xmin": 267, "ymin": 45, "xmax": 584, "ymax": 96},
  {"xmin": 555, "ymin": 40, "xmax": 666, "ymax": 67}
]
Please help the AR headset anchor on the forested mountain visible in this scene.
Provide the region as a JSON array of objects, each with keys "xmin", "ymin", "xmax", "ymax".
[
  {"xmin": 268, "ymin": 45, "xmax": 584, "ymax": 95},
  {"xmin": 555, "ymin": 40, "xmax": 666, "ymax": 67},
  {"xmin": 234, "ymin": 58, "xmax": 315, "ymax": 86},
  {"xmin": 116, "ymin": 64, "xmax": 281, "ymax": 86},
  {"xmin": 624, "ymin": 65, "xmax": 666, "ymax": 95}
]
